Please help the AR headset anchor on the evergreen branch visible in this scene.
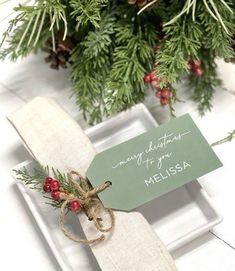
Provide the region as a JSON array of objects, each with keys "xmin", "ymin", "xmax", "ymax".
[
  {"xmin": 1, "ymin": 0, "xmax": 234, "ymax": 123},
  {"xmin": 155, "ymin": 17, "xmax": 202, "ymax": 85},
  {"xmin": 0, "ymin": 12, "xmax": 24, "ymax": 48},
  {"xmin": 70, "ymin": 12, "xmax": 115, "ymax": 123},
  {"xmin": 70, "ymin": 0, "xmax": 108, "ymax": 30},
  {"xmin": 155, "ymin": 0, "xmax": 234, "ymax": 86},
  {"xmin": 13, "ymin": 163, "xmax": 79, "ymax": 209},
  {"xmin": 168, "ymin": 98, "xmax": 175, "ymax": 118},
  {"xmin": 208, "ymin": 0, "xmax": 230, "ymax": 34},
  {"xmin": 203, "ymin": 0, "xmax": 219, "ymax": 21},
  {"xmin": 164, "ymin": 0, "xmax": 194, "ymax": 26},
  {"xmin": 27, "ymin": 8, "xmax": 42, "ymax": 46},
  {"xmin": 164, "ymin": 0, "xmax": 233, "ymax": 34},
  {"xmin": 104, "ymin": 19, "xmax": 156, "ymax": 115},
  {"xmin": 69, "ymin": 3, "xmax": 159, "ymax": 122},
  {"xmin": 168, "ymin": 85, "xmax": 178, "ymax": 118},
  {"xmin": 211, "ymin": 129, "xmax": 235, "ymax": 146},
  {"xmin": 80, "ymin": 14, "xmax": 115, "ymax": 58},
  {"xmin": 13, "ymin": 163, "xmax": 48, "ymax": 191},
  {"xmin": 190, "ymin": 48, "xmax": 221, "ymax": 114},
  {"xmin": 0, "ymin": 18, "xmax": 51, "ymax": 60},
  {"xmin": 220, "ymin": 0, "xmax": 233, "ymax": 13},
  {"xmin": 0, "ymin": 0, "xmax": 68, "ymax": 59},
  {"xmin": 45, "ymin": 199, "xmax": 65, "ymax": 210},
  {"xmin": 198, "ymin": 1, "xmax": 234, "ymax": 58}
]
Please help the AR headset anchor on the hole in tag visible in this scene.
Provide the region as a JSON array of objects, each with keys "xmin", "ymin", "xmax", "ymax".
[{"xmin": 105, "ymin": 181, "xmax": 112, "ymax": 186}]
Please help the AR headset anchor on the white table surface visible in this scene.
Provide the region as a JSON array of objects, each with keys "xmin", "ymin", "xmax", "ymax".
[{"xmin": 0, "ymin": 4, "xmax": 235, "ymax": 270}]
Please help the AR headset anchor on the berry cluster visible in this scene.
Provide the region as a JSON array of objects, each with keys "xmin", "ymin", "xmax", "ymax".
[
  {"xmin": 43, "ymin": 177, "xmax": 80, "ymax": 212},
  {"xmin": 143, "ymin": 72, "xmax": 171, "ymax": 105},
  {"xmin": 143, "ymin": 72, "xmax": 160, "ymax": 84},
  {"xmin": 187, "ymin": 59, "xmax": 203, "ymax": 76},
  {"xmin": 155, "ymin": 87, "xmax": 171, "ymax": 105}
]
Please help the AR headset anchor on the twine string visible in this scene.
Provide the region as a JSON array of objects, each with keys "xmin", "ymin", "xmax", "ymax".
[{"xmin": 58, "ymin": 171, "xmax": 115, "ymax": 244}]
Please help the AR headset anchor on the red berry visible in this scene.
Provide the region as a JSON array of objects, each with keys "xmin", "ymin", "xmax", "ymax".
[
  {"xmin": 69, "ymin": 200, "xmax": 81, "ymax": 212},
  {"xmin": 151, "ymin": 80, "xmax": 159, "ymax": 88},
  {"xmin": 44, "ymin": 177, "xmax": 53, "ymax": 185},
  {"xmin": 50, "ymin": 180, "xmax": 60, "ymax": 191},
  {"xmin": 43, "ymin": 184, "xmax": 51, "ymax": 193},
  {"xmin": 193, "ymin": 59, "xmax": 201, "ymax": 67},
  {"xmin": 143, "ymin": 74, "xmax": 151, "ymax": 83},
  {"xmin": 51, "ymin": 190, "xmax": 61, "ymax": 200},
  {"xmin": 161, "ymin": 88, "xmax": 171, "ymax": 98},
  {"xmin": 155, "ymin": 89, "xmax": 162, "ymax": 98},
  {"xmin": 151, "ymin": 73, "xmax": 160, "ymax": 82},
  {"xmin": 194, "ymin": 67, "xmax": 203, "ymax": 76},
  {"xmin": 160, "ymin": 97, "xmax": 169, "ymax": 105}
]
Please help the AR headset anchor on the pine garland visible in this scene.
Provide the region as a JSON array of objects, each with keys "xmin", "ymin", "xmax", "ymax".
[{"xmin": 0, "ymin": 0, "xmax": 235, "ymax": 123}]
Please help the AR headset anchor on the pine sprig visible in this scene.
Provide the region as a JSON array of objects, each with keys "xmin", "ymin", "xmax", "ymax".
[
  {"xmin": 211, "ymin": 129, "xmax": 235, "ymax": 146},
  {"xmin": 14, "ymin": 163, "xmax": 81, "ymax": 209},
  {"xmin": 70, "ymin": 0, "xmax": 108, "ymax": 30},
  {"xmin": 0, "ymin": 0, "xmax": 68, "ymax": 59},
  {"xmin": 0, "ymin": 19, "xmax": 51, "ymax": 60},
  {"xmin": 13, "ymin": 164, "xmax": 49, "ymax": 191},
  {"xmin": 189, "ymin": 47, "xmax": 221, "ymax": 114},
  {"xmin": 168, "ymin": 85, "xmax": 179, "ymax": 118},
  {"xmin": 198, "ymin": 0, "xmax": 234, "ymax": 58},
  {"xmin": 155, "ymin": 16, "xmax": 202, "ymax": 85},
  {"xmin": 70, "ymin": 12, "xmax": 115, "ymax": 123},
  {"xmin": 153, "ymin": 0, "xmax": 234, "ymax": 112},
  {"xmin": 103, "ymin": 14, "xmax": 158, "ymax": 117},
  {"xmin": 164, "ymin": 0, "xmax": 233, "ymax": 34}
]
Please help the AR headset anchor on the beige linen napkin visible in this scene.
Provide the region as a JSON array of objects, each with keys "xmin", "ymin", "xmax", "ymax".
[{"xmin": 8, "ymin": 97, "xmax": 177, "ymax": 271}]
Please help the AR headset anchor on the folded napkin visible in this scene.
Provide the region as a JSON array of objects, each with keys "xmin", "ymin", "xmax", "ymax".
[{"xmin": 8, "ymin": 97, "xmax": 177, "ymax": 271}]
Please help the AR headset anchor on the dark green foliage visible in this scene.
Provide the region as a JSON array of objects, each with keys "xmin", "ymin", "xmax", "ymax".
[
  {"xmin": 155, "ymin": 18, "xmax": 203, "ymax": 84},
  {"xmin": 1, "ymin": 0, "xmax": 235, "ymax": 123}
]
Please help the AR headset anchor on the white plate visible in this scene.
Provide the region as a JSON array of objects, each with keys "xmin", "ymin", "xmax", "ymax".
[{"xmin": 12, "ymin": 104, "xmax": 222, "ymax": 271}]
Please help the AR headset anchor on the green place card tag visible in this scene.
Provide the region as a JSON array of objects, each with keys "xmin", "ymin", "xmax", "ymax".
[{"xmin": 87, "ymin": 114, "xmax": 222, "ymax": 211}]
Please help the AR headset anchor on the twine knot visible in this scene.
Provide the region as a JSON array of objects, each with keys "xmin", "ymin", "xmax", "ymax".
[{"xmin": 59, "ymin": 171, "xmax": 115, "ymax": 245}]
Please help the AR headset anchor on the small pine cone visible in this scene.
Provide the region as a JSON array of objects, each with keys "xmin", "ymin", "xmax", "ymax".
[
  {"xmin": 43, "ymin": 32, "xmax": 74, "ymax": 70},
  {"xmin": 56, "ymin": 32, "xmax": 74, "ymax": 52},
  {"xmin": 128, "ymin": 0, "xmax": 148, "ymax": 7},
  {"xmin": 50, "ymin": 57, "xmax": 60, "ymax": 70}
]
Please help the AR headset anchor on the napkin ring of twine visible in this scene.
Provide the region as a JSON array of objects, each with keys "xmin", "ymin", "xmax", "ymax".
[{"xmin": 59, "ymin": 171, "xmax": 115, "ymax": 245}]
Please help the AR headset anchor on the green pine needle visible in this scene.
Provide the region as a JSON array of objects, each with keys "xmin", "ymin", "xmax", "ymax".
[{"xmin": 211, "ymin": 129, "xmax": 235, "ymax": 146}]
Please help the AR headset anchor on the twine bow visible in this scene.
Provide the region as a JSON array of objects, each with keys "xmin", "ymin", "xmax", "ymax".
[{"xmin": 59, "ymin": 171, "xmax": 115, "ymax": 244}]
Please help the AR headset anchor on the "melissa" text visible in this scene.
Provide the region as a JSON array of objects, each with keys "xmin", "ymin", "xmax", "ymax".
[{"xmin": 144, "ymin": 161, "xmax": 191, "ymax": 187}]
